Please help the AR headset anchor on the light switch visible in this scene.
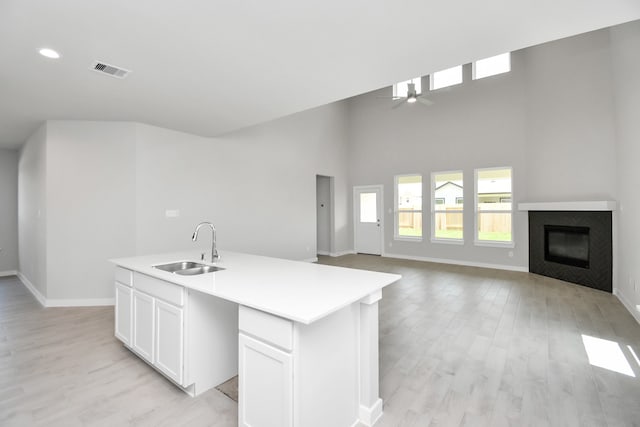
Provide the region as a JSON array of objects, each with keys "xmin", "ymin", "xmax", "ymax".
[{"xmin": 165, "ymin": 209, "xmax": 180, "ymax": 218}]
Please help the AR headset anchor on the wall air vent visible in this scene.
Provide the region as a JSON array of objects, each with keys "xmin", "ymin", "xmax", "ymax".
[{"xmin": 90, "ymin": 61, "xmax": 131, "ymax": 79}]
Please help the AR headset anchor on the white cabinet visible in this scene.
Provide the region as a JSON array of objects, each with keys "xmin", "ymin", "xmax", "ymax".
[
  {"xmin": 155, "ymin": 299, "xmax": 184, "ymax": 385},
  {"xmin": 132, "ymin": 290, "xmax": 155, "ymax": 363},
  {"xmin": 115, "ymin": 282, "xmax": 132, "ymax": 345},
  {"xmin": 114, "ymin": 269, "xmax": 238, "ymax": 397},
  {"xmin": 239, "ymin": 333, "xmax": 293, "ymax": 427}
]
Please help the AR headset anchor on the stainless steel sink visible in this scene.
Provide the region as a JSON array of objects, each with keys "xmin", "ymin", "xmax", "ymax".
[{"xmin": 153, "ymin": 261, "xmax": 224, "ymax": 276}]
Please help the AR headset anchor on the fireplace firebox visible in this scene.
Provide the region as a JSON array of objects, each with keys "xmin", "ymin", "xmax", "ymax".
[{"xmin": 529, "ymin": 211, "xmax": 611, "ymax": 292}]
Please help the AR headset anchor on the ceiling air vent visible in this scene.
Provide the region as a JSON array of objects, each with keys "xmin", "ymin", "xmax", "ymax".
[{"xmin": 90, "ymin": 61, "xmax": 131, "ymax": 79}]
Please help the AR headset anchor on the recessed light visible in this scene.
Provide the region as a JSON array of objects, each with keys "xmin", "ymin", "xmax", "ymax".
[{"xmin": 39, "ymin": 48, "xmax": 60, "ymax": 59}]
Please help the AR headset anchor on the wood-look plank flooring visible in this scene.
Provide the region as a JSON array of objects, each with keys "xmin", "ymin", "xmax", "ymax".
[{"xmin": 3, "ymin": 255, "xmax": 640, "ymax": 426}]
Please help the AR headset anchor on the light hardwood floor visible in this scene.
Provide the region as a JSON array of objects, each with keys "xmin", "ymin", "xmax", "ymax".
[{"xmin": 3, "ymin": 255, "xmax": 640, "ymax": 426}]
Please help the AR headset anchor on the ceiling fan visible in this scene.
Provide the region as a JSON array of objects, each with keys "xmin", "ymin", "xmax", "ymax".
[{"xmin": 381, "ymin": 82, "xmax": 434, "ymax": 109}]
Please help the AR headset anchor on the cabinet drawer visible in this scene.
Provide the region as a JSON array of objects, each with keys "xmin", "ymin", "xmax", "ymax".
[
  {"xmin": 134, "ymin": 273, "xmax": 184, "ymax": 306},
  {"xmin": 239, "ymin": 305, "xmax": 292, "ymax": 351},
  {"xmin": 115, "ymin": 267, "xmax": 133, "ymax": 287}
]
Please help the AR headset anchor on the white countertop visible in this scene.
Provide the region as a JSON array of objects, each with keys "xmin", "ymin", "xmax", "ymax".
[{"xmin": 111, "ymin": 251, "xmax": 401, "ymax": 325}]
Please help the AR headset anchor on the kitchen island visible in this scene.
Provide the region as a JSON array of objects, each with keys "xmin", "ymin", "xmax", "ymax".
[{"xmin": 111, "ymin": 250, "xmax": 401, "ymax": 427}]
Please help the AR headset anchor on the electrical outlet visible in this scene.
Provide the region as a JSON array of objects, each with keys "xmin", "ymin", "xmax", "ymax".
[
  {"xmin": 508, "ymin": 251, "xmax": 514, "ymax": 258},
  {"xmin": 165, "ymin": 209, "xmax": 180, "ymax": 218}
]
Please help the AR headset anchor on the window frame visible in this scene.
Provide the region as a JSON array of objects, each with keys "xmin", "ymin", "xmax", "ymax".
[
  {"xmin": 472, "ymin": 52, "xmax": 511, "ymax": 80},
  {"xmin": 394, "ymin": 174, "xmax": 423, "ymax": 241},
  {"xmin": 431, "ymin": 170, "xmax": 464, "ymax": 245},
  {"xmin": 430, "ymin": 65, "xmax": 463, "ymax": 91},
  {"xmin": 474, "ymin": 166, "xmax": 514, "ymax": 248}
]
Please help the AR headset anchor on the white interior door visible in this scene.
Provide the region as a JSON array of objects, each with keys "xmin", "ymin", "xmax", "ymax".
[{"xmin": 354, "ymin": 186, "xmax": 383, "ymax": 255}]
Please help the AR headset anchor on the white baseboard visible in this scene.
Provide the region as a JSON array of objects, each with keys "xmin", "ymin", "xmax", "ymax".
[
  {"xmin": 16, "ymin": 272, "xmax": 47, "ymax": 307},
  {"xmin": 359, "ymin": 398, "xmax": 383, "ymax": 426},
  {"xmin": 16, "ymin": 271, "xmax": 115, "ymax": 307},
  {"xmin": 316, "ymin": 250, "xmax": 355, "ymax": 257},
  {"xmin": 301, "ymin": 257, "xmax": 319, "ymax": 263},
  {"xmin": 330, "ymin": 250, "xmax": 356, "ymax": 257},
  {"xmin": 383, "ymin": 252, "xmax": 528, "ymax": 273},
  {"xmin": 0, "ymin": 270, "xmax": 17, "ymax": 277},
  {"xmin": 614, "ymin": 289, "xmax": 640, "ymax": 325},
  {"xmin": 46, "ymin": 298, "xmax": 115, "ymax": 307}
]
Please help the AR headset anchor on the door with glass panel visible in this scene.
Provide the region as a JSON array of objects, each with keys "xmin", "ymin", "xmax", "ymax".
[{"xmin": 354, "ymin": 185, "xmax": 383, "ymax": 255}]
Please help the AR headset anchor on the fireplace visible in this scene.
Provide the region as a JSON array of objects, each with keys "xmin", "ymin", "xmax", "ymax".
[
  {"xmin": 527, "ymin": 209, "xmax": 612, "ymax": 293},
  {"xmin": 544, "ymin": 225, "xmax": 590, "ymax": 269}
]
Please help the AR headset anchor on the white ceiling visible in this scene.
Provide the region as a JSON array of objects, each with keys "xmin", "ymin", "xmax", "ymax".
[{"xmin": 1, "ymin": 0, "xmax": 639, "ymax": 149}]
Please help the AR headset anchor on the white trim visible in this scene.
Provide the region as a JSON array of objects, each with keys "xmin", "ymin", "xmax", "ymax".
[
  {"xmin": 358, "ymin": 398, "xmax": 383, "ymax": 426},
  {"xmin": 46, "ymin": 298, "xmax": 115, "ymax": 307},
  {"xmin": 16, "ymin": 271, "xmax": 115, "ymax": 307},
  {"xmin": 614, "ymin": 289, "xmax": 640, "ymax": 326},
  {"xmin": 353, "ymin": 185, "xmax": 385, "ymax": 256},
  {"xmin": 394, "ymin": 174, "xmax": 423, "ymax": 241},
  {"xmin": 0, "ymin": 270, "xmax": 17, "ymax": 277},
  {"xmin": 16, "ymin": 272, "xmax": 47, "ymax": 307},
  {"xmin": 474, "ymin": 240, "xmax": 516, "ymax": 248},
  {"xmin": 301, "ymin": 257, "xmax": 319, "ymax": 263},
  {"xmin": 517, "ymin": 201, "xmax": 617, "ymax": 211},
  {"xmin": 431, "ymin": 169, "xmax": 464, "ymax": 242},
  {"xmin": 475, "ymin": 166, "xmax": 514, "ymax": 246},
  {"xmin": 383, "ymin": 252, "xmax": 528, "ymax": 273},
  {"xmin": 316, "ymin": 250, "xmax": 330, "ymax": 256},
  {"xmin": 394, "ymin": 236, "xmax": 422, "ymax": 242},
  {"xmin": 431, "ymin": 238, "xmax": 465, "ymax": 245},
  {"xmin": 329, "ymin": 250, "xmax": 356, "ymax": 257}
]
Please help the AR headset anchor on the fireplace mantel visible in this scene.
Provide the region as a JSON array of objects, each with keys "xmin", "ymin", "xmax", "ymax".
[{"xmin": 518, "ymin": 201, "xmax": 617, "ymax": 211}]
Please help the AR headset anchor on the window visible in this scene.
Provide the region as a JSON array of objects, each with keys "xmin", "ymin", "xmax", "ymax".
[
  {"xmin": 430, "ymin": 65, "xmax": 462, "ymax": 90},
  {"xmin": 395, "ymin": 174, "xmax": 422, "ymax": 239},
  {"xmin": 393, "ymin": 77, "xmax": 421, "ymax": 98},
  {"xmin": 473, "ymin": 52, "xmax": 511, "ymax": 80},
  {"xmin": 432, "ymin": 171, "xmax": 463, "ymax": 241},
  {"xmin": 475, "ymin": 167, "xmax": 512, "ymax": 245}
]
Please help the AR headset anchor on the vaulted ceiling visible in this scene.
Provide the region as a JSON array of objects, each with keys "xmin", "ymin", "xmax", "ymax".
[{"xmin": 1, "ymin": 0, "xmax": 639, "ymax": 149}]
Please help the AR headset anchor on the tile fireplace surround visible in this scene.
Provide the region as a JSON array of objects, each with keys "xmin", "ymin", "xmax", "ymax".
[{"xmin": 519, "ymin": 201, "xmax": 616, "ymax": 293}]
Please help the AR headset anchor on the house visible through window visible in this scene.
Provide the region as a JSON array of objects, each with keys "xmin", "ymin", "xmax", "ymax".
[
  {"xmin": 393, "ymin": 77, "xmax": 421, "ymax": 98},
  {"xmin": 473, "ymin": 52, "xmax": 511, "ymax": 80},
  {"xmin": 395, "ymin": 174, "xmax": 422, "ymax": 239},
  {"xmin": 432, "ymin": 171, "xmax": 463, "ymax": 241},
  {"xmin": 430, "ymin": 65, "xmax": 462, "ymax": 90},
  {"xmin": 475, "ymin": 167, "xmax": 513, "ymax": 244}
]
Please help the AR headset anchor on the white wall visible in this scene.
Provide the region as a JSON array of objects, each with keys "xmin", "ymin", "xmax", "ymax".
[
  {"xmin": 610, "ymin": 20, "xmax": 640, "ymax": 318},
  {"xmin": 0, "ymin": 148, "xmax": 19, "ymax": 273},
  {"xmin": 18, "ymin": 124, "xmax": 47, "ymax": 296},
  {"xmin": 135, "ymin": 102, "xmax": 350, "ymax": 261},
  {"xmin": 346, "ymin": 28, "xmax": 620, "ymax": 270},
  {"xmin": 16, "ymin": 102, "xmax": 350, "ymax": 302},
  {"xmin": 45, "ymin": 121, "xmax": 137, "ymax": 301},
  {"xmin": 524, "ymin": 29, "xmax": 618, "ymax": 201}
]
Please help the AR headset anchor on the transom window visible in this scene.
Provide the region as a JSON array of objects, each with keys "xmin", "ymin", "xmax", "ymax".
[
  {"xmin": 432, "ymin": 171, "xmax": 463, "ymax": 241},
  {"xmin": 430, "ymin": 65, "xmax": 463, "ymax": 90},
  {"xmin": 473, "ymin": 52, "xmax": 511, "ymax": 80},
  {"xmin": 395, "ymin": 174, "xmax": 422, "ymax": 239}
]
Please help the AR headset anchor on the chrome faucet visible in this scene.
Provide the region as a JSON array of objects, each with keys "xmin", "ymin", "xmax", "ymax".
[{"xmin": 192, "ymin": 222, "xmax": 219, "ymax": 263}]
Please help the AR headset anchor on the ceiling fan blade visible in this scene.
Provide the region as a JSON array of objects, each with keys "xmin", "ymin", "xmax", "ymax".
[
  {"xmin": 392, "ymin": 98, "xmax": 407, "ymax": 109},
  {"xmin": 417, "ymin": 96, "xmax": 434, "ymax": 106}
]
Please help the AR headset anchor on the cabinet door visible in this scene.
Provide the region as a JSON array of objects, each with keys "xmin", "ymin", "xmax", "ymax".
[
  {"xmin": 115, "ymin": 283, "xmax": 132, "ymax": 345},
  {"xmin": 239, "ymin": 334, "xmax": 293, "ymax": 427},
  {"xmin": 132, "ymin": 290, "xmax": 155, "ymax": 363},
  {"xmin": 155, "ymin": 299, "xmax": 184, "ymax": 385}
]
